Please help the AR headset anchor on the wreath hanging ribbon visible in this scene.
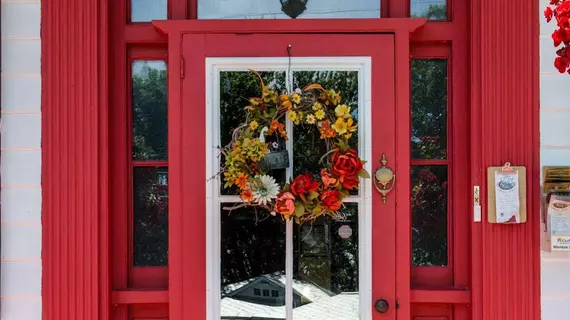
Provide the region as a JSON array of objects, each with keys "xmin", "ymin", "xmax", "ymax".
[{"xmin": 219, "ymin": 70, "xmax": 369, "ymax": 224}]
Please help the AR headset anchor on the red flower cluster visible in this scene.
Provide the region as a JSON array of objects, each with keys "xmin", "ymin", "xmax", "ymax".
[
  {"xmin": 273, "ymin": 148, "xmax": 366, "ymax": 219},
  {"xmin": 546, "ymin": 1, "xmax": 570, "ymax": 73}
]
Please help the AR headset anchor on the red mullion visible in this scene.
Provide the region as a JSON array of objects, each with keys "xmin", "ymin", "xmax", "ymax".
[
  {"xmin": 451, "ymin": 0, "xmax": 469, "ymax": 318},
  {"xmin": 127, "ymin": 46, "xmax": 169, "ymax": 289},
  {"xmin": 171, "ymin": 0, "xmax": 188, "ymax": 19},
  {"xmin": 410, "ymin": 44, "xmax": 454, "ymax": 287},
  {"xmin": 132, "ymin": 160, "xmax": 169, "ymax": 167},
  {"xmin": 188, "ymin": 0, "xmax": 197, "ymax": 19},
  {"xmin": 110, "ymin": 0, "xmax": 131, "ymax": 318},
  {"xmin": 389, "ymin": 0, "xmax": 409, "ymax": 18},
  {"xmin": 411, "ymin": 159, "xmax": 449, "ymax": 166}
]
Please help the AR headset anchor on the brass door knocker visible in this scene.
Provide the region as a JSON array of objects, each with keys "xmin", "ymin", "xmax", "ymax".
[{"xmin": 373, "ymin": 154, "xmax": 395, "ymax": 204}]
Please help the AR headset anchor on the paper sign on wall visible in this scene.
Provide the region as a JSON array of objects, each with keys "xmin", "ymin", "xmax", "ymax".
[
  {"xmin": 494, "ymin": 169, "xmax": 520, "ymax": 223},
  {"xmin": 547, "ymin": 194, "xmax": 570, "ymax": 251},
  {"xmin": 487, "ymin": 163, "xmax": 527, "ymax": 224}
]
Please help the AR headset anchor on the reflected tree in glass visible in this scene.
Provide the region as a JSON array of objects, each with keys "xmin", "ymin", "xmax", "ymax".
[
  {"xmin": 133, "ymin": 167, "xmax": 169, "ymax": 266},
  {"xmin": 411, "ymin": 166, "xmax": 448, "ymax": 266},
  {"xmin": 132, "ymin": 61, "xmax": 168, "ymax": 160},
  {"xmin": 411, "ymin": 59, "xmax": 447, "ymax": 159},
  {"xmin": 411, "ymin": 2, "xmax": 446, "ymax": 20}
]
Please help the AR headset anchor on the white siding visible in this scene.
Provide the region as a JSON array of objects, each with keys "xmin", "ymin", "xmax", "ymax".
[
  {"xmin": 540, "ymin": 0, "xmax": 570, "ymax": 319},
  {"xmin": 0, "ymin": 0, "xmax": 42, "ymax": 319}
]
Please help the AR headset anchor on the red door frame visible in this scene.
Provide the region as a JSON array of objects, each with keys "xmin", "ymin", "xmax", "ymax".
[{"xmin": 41, "ymin": 1, "xmax": 540, "ymax": 320}]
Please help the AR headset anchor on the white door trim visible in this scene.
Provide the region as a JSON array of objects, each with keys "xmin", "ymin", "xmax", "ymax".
[{"xmin": 205, "ymin": 57, "xmax": 372, "ymax": 320}]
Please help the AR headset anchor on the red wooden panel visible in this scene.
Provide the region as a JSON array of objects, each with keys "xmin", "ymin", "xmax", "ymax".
[
  {"xmin": 475, "ymin": 0, "xmax": 541, "ymax": 319},
  {"xmin": 410, "ymin": 289, "xmax": 470, "ymax": 304},
  {"xmin": 41, "ymin": 0, "xmax": 110, "ymax": 320},
  {"xmin": 112, "ymin": 290, "xmax": 169, "ymax": 304}
]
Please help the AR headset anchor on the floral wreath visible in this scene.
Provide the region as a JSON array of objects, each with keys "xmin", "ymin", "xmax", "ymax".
[
  {"xmin": 546, "ymin": 1, "xmax": 570, "ymax": 73},
  {"xmin": 218, "ymin": 71, "xmax": 369, "ymax": 223}
]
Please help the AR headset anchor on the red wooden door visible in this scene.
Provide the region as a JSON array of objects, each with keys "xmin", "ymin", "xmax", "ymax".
[{"xmin": 178, "ymin": 33, "xmax": 400, "ymax": 319}]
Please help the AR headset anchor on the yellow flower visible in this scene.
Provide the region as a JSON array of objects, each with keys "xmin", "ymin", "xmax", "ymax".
[
  {"xmin": 288, "ymin": 111, "xmax": 298, "ymax": 122},
  {"xmin": 293, "ymin": 112, "xmax": 303, "ymax": 125},
  {"xmin": 249, "ymin": 121, "xmax": 259, "ymax": 131},
  {"xmin": 327, "ymin": 90, "xmax": 342, "ymax": 105},
  {"xmin": 332, "ymin": 118, "xmax": 348, "ymax": 135},
  {"xmin": 347, "ymin": 117, "xmax": 358, "ymax": 133},
  {"xmin": 306, "ymin": 114, "xmax": 316, "ymax": 124},
  {"xmin": 335, "ymin": 104, "xmax": 351, "ymax": 119},
  {"xmin": 249, "ymin": 98, "xmax": 260, "ymax": 106},
  {"xmin": 245, "ymin": 105, "xmax": 255, "ymax": 111},
  {"xmin": 312, "ymin": 102, "xmax": 322, "ymax": 111},
  {"xmin": 291, "ymin": 93, "xmax": 301, "ymax": 104},
  {"xmin": 315, "ymin": 109, "xmax": 325, "ymax": 120}
]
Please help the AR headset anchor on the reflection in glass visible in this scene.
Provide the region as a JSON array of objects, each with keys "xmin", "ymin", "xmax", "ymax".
[
  {"xmin": 220, "ymin": 204, "xmax": 286, "ymax": 319},
  {"xmin": 219, "ymin": 71, "xmax": 287, "ymax": 194},
  {"xmin": 132, "ymin": 61, "xmax": 168, "ymax": 160},
  {"xmin": 411, "ymin": 166, "xmax": 448, "ymax": 266},
  {"xmin": 133, "ymin": 167, "xmax": 168, "ymax": 266},
  {"xmin": 292, "ymin": 71, "xmax": 359, "ymax": 176},
  {"xmin": 293, "ymin": 203, "xmax": 359, "ymax": 319},
  {"xmin": 131, "ymin": 0, "xmax": 167, "ymax": 22},
  {"xmin": 410, "ymin": 0, "xmax": 447, "ymax": 20},
  {"xmin": 199, "ymin": 0, "xmax": 380, "ymax": 19},
  {"xmin": 411, "ymin": 59, "xmax": 447, "ymax": 160}
]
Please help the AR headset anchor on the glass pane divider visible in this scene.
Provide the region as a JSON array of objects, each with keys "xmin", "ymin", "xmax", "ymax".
[{"xmin": 284, "ymin": 76, "xmax": 294, "ymax": 320}]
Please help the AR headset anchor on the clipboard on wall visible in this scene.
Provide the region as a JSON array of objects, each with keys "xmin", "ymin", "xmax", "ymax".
[{"xmin": 487, "ymin": 163, "xmax": 527, "ymax": 224}]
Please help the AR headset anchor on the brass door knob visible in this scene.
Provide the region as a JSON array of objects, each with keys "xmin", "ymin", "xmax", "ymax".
[{"xmin": 375, "ymin": 299, "xmax": 389, "ymax": 313}]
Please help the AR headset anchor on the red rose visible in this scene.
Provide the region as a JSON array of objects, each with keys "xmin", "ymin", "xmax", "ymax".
[
  {"xmin": 291, "ymin": 173, "xmax": 318, "ymax": 201},
  {"xmin": 330, "ymin": 149, "xmax": 364, "ymax": 190},
  {"xmin": 320, "ymin": 190, "xmax": 342, "ymax": 211},
  {"xmin": 275, "ymin": 192, "xmax": 296, "ymax": 218}
]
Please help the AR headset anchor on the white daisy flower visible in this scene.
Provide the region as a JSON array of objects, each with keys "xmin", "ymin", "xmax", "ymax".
[{"xmin": 251, "ymin": 175, "xmax": 279, "ymax": 205}]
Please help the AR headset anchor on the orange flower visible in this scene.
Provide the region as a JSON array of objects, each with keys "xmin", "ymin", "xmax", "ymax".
[
  {"xmin": 241, "ymin": 189, "xmax": 254, "ymax": 202},
  {"xmin": 275, "ymin": 192, "xmax": 296, "ymax": 218},
  {"xmin": 320, "ymin": 169, "xmax": 339, "ymax": 188},
  {"xmin": 280, "ymin": 94, "xmax": 292, "ymax": 110},
  {"xmin": 235, "ymin": 174, "xmax": 249, "ymax": 190},
  {"xmin": 267, "ymin": 119, "xmax": 289, "ymax": 140},
  {"xmin": 267, "ymin": 119, "xmax": 284, "ymax": 135},
  {"xmin": 319, "ymin": 120, "xmax": 336, "ymax": 139}
]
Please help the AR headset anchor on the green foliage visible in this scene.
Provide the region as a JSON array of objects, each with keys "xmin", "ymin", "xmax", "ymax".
[{"xmin": 132, "ymin": 63, "xmax": 168, "ymax": 160}]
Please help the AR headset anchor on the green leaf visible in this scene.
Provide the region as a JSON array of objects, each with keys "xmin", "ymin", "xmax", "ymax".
[
  {"xmin": 358, "ymin": 169, "xmax": 371, "ymax": 179},
  {"xmin": 312, "ymin": 204, "xmax": 322, "ymax": 215},
  {"xmin": 308, "ymin": 191, "xmax": 319, "ymax": 201},
  {"xmin": 295, "ymin": 202, "xmax": 305, "ymax": 217}
]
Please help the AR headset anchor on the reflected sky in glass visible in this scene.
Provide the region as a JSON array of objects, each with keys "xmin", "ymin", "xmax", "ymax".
[{"xmin": 132, "ymin": 0, "xmax": 167, "ymax": 22}]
